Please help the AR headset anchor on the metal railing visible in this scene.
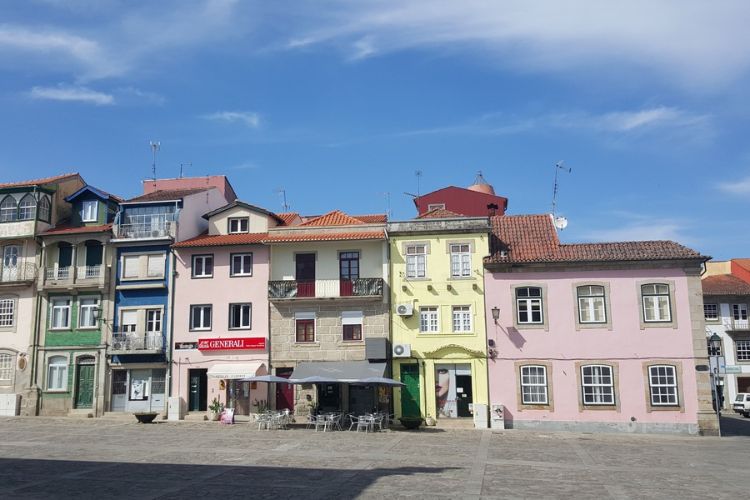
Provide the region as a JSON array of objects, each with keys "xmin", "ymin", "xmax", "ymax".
[
  {"xmin": 732, "ymin": 319, "xmax": 749, "ymax": 331},
  {"xmin": 0, "ymin": 263, "xmax": 38, "ymax": 283},
  {"xmin": 42, "ymin": 265, "xmax": 105, "ymax": 286},
  {"xmin": 109, "ymin": 333, "xmax": 164, "ymax": 353},
  {"xmin": 113, "ymin": 214, "xmax": 177, "ymax": 240},
  {"xmin": 268, "ymin": 278, "xmax": 384, "ymax": 299}
]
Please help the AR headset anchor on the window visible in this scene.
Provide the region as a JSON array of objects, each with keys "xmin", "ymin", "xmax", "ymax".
[
  {"xmin": 229, "ymin": 303, "xmax": 252, "ymax": 330},
  {"xmin": 192, "ymin": 255, "xmax": 213, "ymax": 278},
  {"xmin": 78, "ymin": 297, "xmax": 99, "ymax": 328},
  {"xmin": 0, "ymin": 196, "xmax": 18, "ymax": 222},
  {"xmin": 339, "ymin": 251, "xmax": 360, "ymax": 280},
  {"xmin": 648, "ymin": 365, "xmax": 678, "ymax": 406},
  {"xmin": 0, "ymin": 353, "xmax": 12, "ymax": 381},
  {"xmin": 520, "ymin": 365, "xmax": 548, "ymax": 404},
  {"xmin": 147, "ymin": 254, "xmax": 164, "ymax": 278},
  {"xmin": 120, "ymin": 310, "xmax": 137, "ymax": 333},
  {"xmin": 577, "ymin": 285, "xmax": 606, "ymax": 323},
  {"xmin": 737, "ymin": 339, "xmax": 750, "ymax": 361},
  {"xmin": 190, "ymin": 305, "xmax": 212, "ymax": 331},
  {"xmin": 230, "ymin": 253, "xmax": 253, "ymax": 277},
  {"xmin": 581, "ymin": 365, "xmax": 615, "ymax": 405},
  {"xmin": 452, "ymin": 306, "xmax": 472, "ymax": 332},
  {"xmin": 420, "ymin": 306, "xmax": 439, "ymax": 333},
  {"xmin": 296, "ymin": 319, "xmax": 315, "ymax": 342},
  {"xmin": 146, "ymin": 309, "xmax": 162, "ymax": 334},
  {"xmin": 427, "ymin": 203, "xmax": 445, "ymax": 211},
  {"xmin": 228, "ymin": 217, "xmax": 249, "ymax": 234},
  {"xmin": 81, "ymin": 200, "xmax": 98, "ymax": 222},
  {"xmin": 516, "ymin": 287, "xmax": 543, "ymax": 324},
  {"xmin": 641, "ymin": 284, "xmax": 671, "ymax": 322},
  {"xmin": 406, "ymin": 244, "xmax": 426, "ymax": 278},
  {"xmin": 0, "ymin": 298, "xmax": 15, "ymax": 327},
  {"xmin": 50, "ymin": 297, "xmax": 71, "ymax": 329},
  {"xmin": 122, "ymin": 255, "xmax": 140, "ymax": 279},
  {"xmin": 732, "ymin": 304, "xmax": 748, "ymax": 322},
  {"xmin": 38, "ymin": 196, "xmax": 50, "ymax": 221},
  {"xmin": 47, "ymin": 356, "xmax": 68, "ymax": 391},
  {"xmin": 450, "ymin": 244, "xmax": 471, "ymax": 278},
  {"xmin": 342, "ymin": 311, "xmax": 363, "ymax": 341},
  {"xmin": 3, "ymin": 245, "xmax": 19, "ymax": 268},
  {"xmin": 704, "ymin": 304, "xmax": 718, "ymax": 321},
  {"xmin": 18, "ymin": 195, "xmax": 36, "ymax": 220}
]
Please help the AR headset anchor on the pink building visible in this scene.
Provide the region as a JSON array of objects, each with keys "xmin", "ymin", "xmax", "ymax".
[
  {"xmin": 170, "ymin": 201, "xmax": 286, "ymax": 418},
  {"xmin": 483, "ymin": 215, "xmax": 717, "ymax": 434}
]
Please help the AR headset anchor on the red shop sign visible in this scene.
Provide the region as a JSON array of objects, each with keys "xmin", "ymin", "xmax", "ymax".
[{"xmin": 197, "ymin": 337, "xmax": 266, "ymax": 351}]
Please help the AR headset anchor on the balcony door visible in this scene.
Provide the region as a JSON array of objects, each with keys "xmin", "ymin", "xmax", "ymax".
[
  {"xmin": 2, "ymin": 245, "xmax": 19, "ymax": 281},
  {"xmin": 58, "ymin": 243, "xmax": 73, "ymax": 269},
  {"xmin": 295, "ymin": 253, "xmax": 315, "ymax": 297},
  {"xmin": 339, "ymin": 251, "xmax": 360, "ymax": 296}
]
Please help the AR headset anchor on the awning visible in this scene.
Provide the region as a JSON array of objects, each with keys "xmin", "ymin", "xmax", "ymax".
[
  {"xmin": 207, "ymin": 362, "xmax": 266, "ymax": 379},
  {"xmin": 291, "ymin": 361, "xmax": 385, "ymax": 382}
]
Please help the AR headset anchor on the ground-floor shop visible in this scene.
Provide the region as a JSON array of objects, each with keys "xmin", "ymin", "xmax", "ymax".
[
  {"xmin": 38, "ymin": 347, "xmax": 107, "ymax": 416},
  {"xmin": 108, "ymin": 364, "xmax": 167, "ymax": 413}
]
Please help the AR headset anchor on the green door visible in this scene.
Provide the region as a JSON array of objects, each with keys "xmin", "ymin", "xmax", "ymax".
[
  {"xmin": 75, "ymin": 363, "xmax": 95, "ymax": 409},
  {"xmin": 400, "ymin": 364, "xmax": 421, "ymax": 417}
]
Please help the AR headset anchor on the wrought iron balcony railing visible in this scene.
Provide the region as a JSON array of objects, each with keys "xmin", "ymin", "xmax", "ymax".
[
  {"xmin": 108, "ymin": 332, "xmax": 164, "ymax": 353},
  {"xmin": 268, "ymin": 278, "xmax": 384, "ymax": 299}
]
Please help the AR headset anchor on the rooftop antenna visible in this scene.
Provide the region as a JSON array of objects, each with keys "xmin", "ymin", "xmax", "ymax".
[
  {"xmin": 381, "ymin": 192, "xmax": 392, "ymax": 220},
  {"xmin": 149, "ymin": 141, "xmax": 160, "ymax": 184},
  {"xmin": 179, "ymin": 162, "xmax": 191, "ymax": 179},
  {"xmin": 415, "ymin": 170, "xmax": 423, "ymax": 198},
  {"xmin": 552, "ymin": 160, "xmax": 571, "ymax": 230},
  {"xmin": 276, "ymin": 188, "xmax": 290, "ymax": 211}
]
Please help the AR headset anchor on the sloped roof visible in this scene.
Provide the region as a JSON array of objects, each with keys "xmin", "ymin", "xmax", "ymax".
[
  {"xmin": 734, "ymin": 259, "xmax": 750, "ymax": 272},
  {"xmin": 126, "ymin": 187, "xmax": 210, "ymax": 203},
  {"xmin": 263, "ymin": 231, "xmax": 386, "ymax": 243},
  {"xmin": 300, "ymin": 210, "xmax": 366, "ymax": 226},
  {"xmin": 42, "ymin": 223, "xmax": 112, "ymax": 236},
  {"xmin": 702, "ymin": 274, "xmax": 750, "ymax": 296},
  {"xmin": 201, "ymin": 201, "xmax": 284, "ymax": 224},
  {"xmin": 0, "ymin": 173, "xmax": 80, "ymax": 189},
  {"xmin": 173, "ymin": 232, "xmax": 268, "ymax": 248},
  {"xmin": 352, "ymin": 214, "xmax": 387, "ymax": 223},
  {"xmin": 276, "ymin": 212, "xmax": 301, "ymax": 226},
  {"xmin": 65, "ymin": 184, "xmax": 123, "ymax": 203},
  {"xmin": 486, "ymin": 214, "xmax": 705, "ymax": 265},
  {"xmin": 416, "ymin": 208, "xmax": 464, "ymax": 219}
]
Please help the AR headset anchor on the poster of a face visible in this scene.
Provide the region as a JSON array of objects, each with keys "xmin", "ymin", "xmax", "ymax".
[
  {"xmin": 130, "ymin": 379, "xmax": 145, "ymax": 400},
  {"xmin": 435, "ymin": 365, "xmax": 457, "ymax": 418}
]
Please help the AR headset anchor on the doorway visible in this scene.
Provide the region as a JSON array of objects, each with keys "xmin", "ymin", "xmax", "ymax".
[
  {"xmin": 295, "ymin": 253, "xmax": 315, "ymax": 297},
  {"xmin": 188, "ymin": 369, "xmax": 208, "ymax": 411},
  {"xmin": 317, "ymin": 384, "xmax": 340, "ymax": 412},
  {"xmin": 400, "ymin": 364, "xmax": 421, "ymax": 417},
  {"xmin": 276, "ymin": 367, "xmax": 294, "ymax": 411},
  {"xmin": 435, "ymin": 364, "xmax": 473, "ymax": 418},
  {"xmin": 74, "ymin": 357, "xmax": 95, "ymax": 409}
]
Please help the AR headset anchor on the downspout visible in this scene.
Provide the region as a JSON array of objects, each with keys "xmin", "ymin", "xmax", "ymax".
[
  {"xmin": 29, "ymin": 194, "xmax": 43, "ymax": 416},
  {"xmin": 166, "ymin": 248, "xmax": 177, "ymax": 402}
]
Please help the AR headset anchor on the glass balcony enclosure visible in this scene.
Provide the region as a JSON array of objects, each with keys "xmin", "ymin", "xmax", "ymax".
[{"xmin": 113, "ymin": 205, "xmax": 179, "ymax": 240}]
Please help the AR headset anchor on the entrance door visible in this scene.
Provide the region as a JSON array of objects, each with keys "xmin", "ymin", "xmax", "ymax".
[
  {"xmin": 295, "ymin": 253, "xmax": 315, "ymax": 297},
  {"xmin": 456, "ymin": 374, "xmax": 474, "ymax": 418},
  {"xmin": 188, "ymin": 369, "xmax": 208, "ymax": 411},
  {"xmin": 276, "ymin": 368, "xmax": 294, "ymax": 411},
  {"xmin": 339, "ymin": 251, "xmax": 359, "ymax": 296},
  {"xmin": 400, "ymin": 364, "xmax": 421, "ymax": 417},
  {"xmin": 75, "ymin": 359, "xmax": 95, "ymax": 409},
  {"xmin": 349, "ymin": 385, "xmax": 375, "ymax": 415},
  {"xmin": 317, "ymin": 384, "xmax": 340, "ymax": 412},
  {"xmin": 111, "ymin": 370, "xmax": 127, "ymax": 411}
]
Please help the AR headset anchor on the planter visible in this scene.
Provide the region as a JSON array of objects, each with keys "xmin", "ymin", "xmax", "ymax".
[
  {"xmin": 134, "ymin": 412, "xmax": 158, "ymax": 424},
  {"xmin": 399, "ymin": 417, "xmax": 424, "ymax": 430},
  {"xmin": 210, "ymin": 411, "xmax": 221, "ymax": 421}
]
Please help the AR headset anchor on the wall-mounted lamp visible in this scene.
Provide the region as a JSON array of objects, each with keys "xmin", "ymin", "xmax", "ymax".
[
  {"xmin": 446, "ymin": 284, "xmax": 453, "ymax": 291},
  {"xmin": 472, "ymin": 283, "xmax": 479, "ymax": 291},
  {"xmin": 401, "ymin": 285, "xmax": 408, "ymax": 292},
  {"xmin": 93, "ymin": 307, "xmax": 107, "ymax": 324},
  {"xmin": 491, "ymin": 306, "xmax": 500, "ymax": 324},
  {"xmin": 426, "ymin": 284, "xmax": 433, "ymax": 291}
]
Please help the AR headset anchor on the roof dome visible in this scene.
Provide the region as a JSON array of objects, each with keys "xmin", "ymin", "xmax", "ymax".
[{"xmin": 467, "ymin": 171, "xmax": 495, "ymax": 195}]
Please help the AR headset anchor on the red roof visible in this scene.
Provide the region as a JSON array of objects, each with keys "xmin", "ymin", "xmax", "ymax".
[
  {"xmin": 300, "ymin": 210, "xmax": 365, "ymax": 226},
  {"xmin": 416, "ymin": 208, "xmax": 464, "ymax": 219},
  {"xmin": 486, "ymin": 214, "xmax": 705, "ymax": 264},
  {"xmin": 173, "ymin": 232, "xmax": 268, "ymax": 248},
  {"xmin": 263, "ymin": 231, "xmax": 385, "ymax": 243},
  {"xmin": 276, "ymin": 212, "xmax": 301, "ymax": 226},
  {"xmin": 352, "ymin": 214, "xmax": 387, "ymax": 223},
  {"xmin": 42, "ymin": 223, "xmax": 112, "ymax": 236},
  {"xmin": 127, "ymin": 188, "xmax": 210, "ymax": 202},
  {"xmin": 702, "ymin": 274, "xmax": 750, "ymax": 296},
  {"xmin": 0, "ymin": 173, "xmax": 80, "ymax": 189}
]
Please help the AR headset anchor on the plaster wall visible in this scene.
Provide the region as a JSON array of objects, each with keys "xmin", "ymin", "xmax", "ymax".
[
  {"xmin": 270, "ymin": 240, "xmax": 385, "ymax": 282},
  {"xmin": 207, "ymin": 206, "xmax": 276, "ymax": 235}
]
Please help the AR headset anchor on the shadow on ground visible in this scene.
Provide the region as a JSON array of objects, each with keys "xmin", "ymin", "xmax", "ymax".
[{"xmin": 720, "ymin": 414, "xmax": 750, "ymax": 437}]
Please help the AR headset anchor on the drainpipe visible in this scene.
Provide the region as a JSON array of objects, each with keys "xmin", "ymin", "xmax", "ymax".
[
  {"xmin": 421, "ymin": 359, "xmax": 427, "ymax": 419},
  {"xmin": 166, "ymin": 248, "xmax": 176, "ymax": 403},
  {"xmin": 28, "ymin": 228, "xmax": 44, "ymax": 416}
]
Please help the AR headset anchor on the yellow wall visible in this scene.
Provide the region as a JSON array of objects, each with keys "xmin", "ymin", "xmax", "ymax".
[
  {"xmin": 389, "ymin": 230, "xmax": 489, "ymax": 421},
  {"xmin": 208, "ymin": 205, "xmax": 277, "ymax": 235}
]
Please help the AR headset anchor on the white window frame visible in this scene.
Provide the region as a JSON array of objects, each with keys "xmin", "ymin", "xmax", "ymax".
[
  {"xmin": 641, "ymin": 284, "xmax": 672, "ymax": 323},
  {"xmin": 47, "ymin": 355, "xmax": 68, "ymax": 391},
  {"xmin": 520, "ymin": 365, "xmax": 548, "ymax": 405},
  {"xmin": 228, "ymin": 217, "xmax": 249, "ymax": 234},
  {"xmin": 120, "ymin": 252, "xmax": 166, "ymax": 281},
  {"xmin": 0, "ymin": 353, "xmax": 13, "ymax": 382},
  {"xmin": 452, "ymin": 305, "xmax": 472, "ymax": 333},
  {"xmin": 229, "ymin": 303, "xmax": 252, "ymax": 330},
  {"xmin": 703, "ymin": 303, "xmax": 719, "ymax": 321},
  {"xmin": 78, "ymin": 297, "xmax": 100, "ymax": 329},
  {"xmin": 577, "ymin": 285, "xmax": 607, "ymax": 324},
  {"xmin": 0, "ymin": 298, "xmax": 15, "ymax": 328},
  {"xmin": 406, "ymin": 244, "xmax": 427, "ymax": 279},
  {"xmin": 516, "ymin": 287, "xmax": 544, "ymax": 324},
  {"xmin": 38, "ymin": 196, "xmax": 50, "ymax": 221},
  {"xmin": 427, "ymin": 203, "xmax": 445, "ymax": 211},
  {"xmin": 119, "ymin": 309, "xmax": 138, "ymax": 334},
  {"xmin": 732, "ymin": 304, "xmax": 748, "ymax": 321},
  {"xmin": 581, "ymin": 365, "xmax": 615, "ymax": 405},
  {"xmin": 419, "ymin": 306, "xmax": 439, "ymax": 333},
  {"xmin": 81, "ymin": 200, "xmax": 98, "ymax": 222},
  {"xmin": 190, "ymin": 304, "xmax": 212, "ymax": 331},
  {"xmin": 648, "ymin": 365, "xmax": 679, "ymax": 406},
  {"xmin": 449, "ymin": 244, "xmax": 471, "ymax": 278},
  {"xmin": 0, "ymin": 196, "xmax": 17, "ymax": 223},
  {"xmin": 18, "ymin": 195, "xmax": 36, "ymax": 220},
  {"xmin": 230, "ymin": 253, "xmax": 253, "ymax": 277},
  {"xmin": 736, "ymin": 339, "xmax": 750, "ymax": 361},
  {"xmin": 191, "ymin": 254, "xmax": 213, "ymax": 278},
  {"xmin": 50, "ymin": 297, "xmax": 72, "ymax": 330},
  {"xmin": 146, "ymin": 309, "xmax": 162, "ymax": 334}
]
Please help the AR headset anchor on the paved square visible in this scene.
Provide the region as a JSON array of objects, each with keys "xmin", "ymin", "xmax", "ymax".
[{"xmin": 0, "ymin": 417, "xmax": 746, "ymax": 499}]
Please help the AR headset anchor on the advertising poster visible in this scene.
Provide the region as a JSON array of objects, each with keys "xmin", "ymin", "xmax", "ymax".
[{"xmin": 435, "ymin": 364, "xmax": 457, "ymax": 418}]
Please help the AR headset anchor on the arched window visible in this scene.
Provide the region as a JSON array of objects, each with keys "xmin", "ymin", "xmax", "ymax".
[
  {"xmin": 47, "ymin": 355, "xmax": 68, "ymax": 390},
  {"xmin": 38, "ymin": 196, "xmax": 51, "ymax": 222},
  {"xmin": 18, "ymin": 194, "xmax": 36, "ymax": 220},
  {"xmin": 0, "ymin": 196, "xmax": 18, "ymax": 222}
]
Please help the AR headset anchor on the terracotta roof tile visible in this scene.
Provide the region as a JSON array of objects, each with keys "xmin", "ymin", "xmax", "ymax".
[
  {"xmin": 173, "ymin": 232, "xmax": 268, "ymax": 248},
  {"xmin": 702, "ymin": 274, "xmax": 750, "ymax": 296},
  {"xmin": 127, "ymin": 187, "xmax": 210, "ymax": 202},
  {"xmin": 352, "ymin": 214, "xmax": 387, "ymax": 223},
  {"xmin": 42, "ymin": 223, "xmax": 112, "ymax": 236},
  {"xmin": 416, "ymin": 208, "xmax": 464, "ymax": 219},
  {"xmin": 487, "ymin": 214, "xmax": 705, "ymax": 264},
  {"xmin": 263, "ymin": 231, "xmax": 385, "ymax": 243},
  {"xmin": 0, "ymin": 173, "xmax": 80, "ymax": 189},
  {"xmin": 733, "ymin": 259, "xmax": 750, "ymax": 272},
  {"xmin": 276, "ymin": 212, "xmax": 301, "ymax": 226},
  {"xmin": 300, "ymin": 210, "xmax": 365, "ymax": 226}
]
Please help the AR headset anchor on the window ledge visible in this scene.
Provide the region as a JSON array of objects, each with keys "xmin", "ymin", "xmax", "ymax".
[{"xmin": 293, "ymin": 342, "xmax": 320, "ymax": 346}]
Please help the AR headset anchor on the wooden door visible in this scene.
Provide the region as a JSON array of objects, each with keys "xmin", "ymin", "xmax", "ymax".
[
  {"xmin": 276, "ymin": 368, "xmax": 294, "ymax": 410},
  {"xmin": 400, "ymin": 364, "xmax": 421, "ymax": 417},
  {"xmin": 75, "ymin": 362, "xmax": 95, "ymax": 409},
  {"xmin": 295, "ymin": 253, "xmax": 316, "ymax": 297}
]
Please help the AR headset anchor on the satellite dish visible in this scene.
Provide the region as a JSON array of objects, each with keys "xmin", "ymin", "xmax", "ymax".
[{"xmin": 553, "ymin": 216, "xmax": 568, "ymax": 230}]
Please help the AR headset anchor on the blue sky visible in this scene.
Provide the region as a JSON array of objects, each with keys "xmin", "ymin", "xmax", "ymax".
[{"xmin": 1, "ymin": 1, "xmax": 749, "ymax": 259}]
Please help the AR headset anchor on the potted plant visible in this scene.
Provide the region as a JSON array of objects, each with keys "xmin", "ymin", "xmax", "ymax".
[
  {"xmin": 209, "ymin": 397, "xmax": 224, "ymax": 421},
  {"xmin": 133, "ymin": 412, "xmax": 158, "ymax": 424},
  {"xmin": 398, "ymin": 416, "xmax": 424, "ymax": 430},
  {"xmin": 253, "ymin": 398, "xmax": 269, "ymax": 414}
]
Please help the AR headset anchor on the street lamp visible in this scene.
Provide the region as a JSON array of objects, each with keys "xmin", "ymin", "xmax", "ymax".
[
  {"xmin": 708, "ymin": 333, "xmax": 724, "ymax": 437},
  {"xmin": 491, "ymin": 307, "xmax": 500, "ymax": 324}
]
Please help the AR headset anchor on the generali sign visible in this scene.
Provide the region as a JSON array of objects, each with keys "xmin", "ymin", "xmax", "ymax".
[{"xmin": 197, "ymin": 337, "xmax": 266, "ymax": 351}]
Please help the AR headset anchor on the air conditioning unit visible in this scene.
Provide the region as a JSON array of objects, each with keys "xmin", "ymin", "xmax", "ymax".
[
  {"xmin": 393, "ymin": 343, "xmax": 412, "ymax": 358},
  {"xmin": 396, "ymin": 303, "xmax": 413, "ymax": 316}
]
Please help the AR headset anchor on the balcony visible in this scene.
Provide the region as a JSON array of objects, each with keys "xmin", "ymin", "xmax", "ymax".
[
  {"xmin": 729, "ymin": 319, "xmax": 750, "ymax": 331},
  {"xmin": 268, "ymin": 278, "xmax": 384, "ymax": 300},
  {"xmin": 41, "ymin": 265, "xmax": 106, "ymax": 288},
  {"xmin": 0, "ymin": 263, "xmax": 37, "ymax": 285},
  {"xmin": 108, "ymin": 332, "xmax": 164, "ymax": 355},
  {"xmin": 113, "ymin": 214, "xmax": 177, "ymax": 241}
]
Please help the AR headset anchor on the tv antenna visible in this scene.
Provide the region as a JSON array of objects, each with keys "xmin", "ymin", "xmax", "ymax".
[
  {"xmin": 415, "ymin": 170, "xmax": 423, "ymax": 198},
  {"xmin": 552, "ymin": 160, "xmax": 571, "ymax": 230},
  {"xmin": 149, "ymin": 141, "xmax": 160, "ymax": 181},
  {"xmin": 276, "ymin": 188, "xmax": 290, "ymax": 211},
  {"xmin": 381, "ymin": 192, "xmax": 392, "ymax": 220}
]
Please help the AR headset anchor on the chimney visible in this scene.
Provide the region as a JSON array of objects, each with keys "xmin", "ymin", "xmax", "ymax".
[{"xmin": 487, "ymin": 203, "xmax": 499, "ymax": 216}]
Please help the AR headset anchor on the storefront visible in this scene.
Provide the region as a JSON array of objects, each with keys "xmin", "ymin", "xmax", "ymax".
[{"xmin": 110, "ymin": 365, "xmax": 167, "ymax": 413}]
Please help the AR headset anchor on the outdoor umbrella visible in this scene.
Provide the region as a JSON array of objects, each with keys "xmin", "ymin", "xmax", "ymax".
[
  {"xmin": 239, "ymin": 374, "xmax": 297, "ymax": 384},
  {"xmin": 294, "ymin": 375, "xmax": 341, "ymax": 384},
  {"xmin": 353, "ymin": 376, "xmax": 405, "ymax": 387}
]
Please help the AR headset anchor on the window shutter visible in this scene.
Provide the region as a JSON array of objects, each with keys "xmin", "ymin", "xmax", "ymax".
[
  {"xmin": 147, "ymin": 254, "xmax": 164, "ymax": 277},
  {"xmin": 123, "ymin": 255, "xmax": 139, "ymax": 278}
]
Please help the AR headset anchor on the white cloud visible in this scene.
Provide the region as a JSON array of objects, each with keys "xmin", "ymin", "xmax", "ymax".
[
  {"xmin": 29, "ymin": 85, "xmax": 114, "ymax": 105},
  {"xmin": 717, "ymin": 175, "xmax": 750, "ymax": 195},
  {"xmin": 203, "ymin": 111, "xmax": 261, "ymax": 128}
]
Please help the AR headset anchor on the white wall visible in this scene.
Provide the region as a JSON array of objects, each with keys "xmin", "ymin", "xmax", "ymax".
[
  {"xmin": 176, "ymin": 189, "xmax": 229, "ymax": 242},
  {"xmin": 207, "ymin": 206, "xmax": 276, "ymax": 235}
]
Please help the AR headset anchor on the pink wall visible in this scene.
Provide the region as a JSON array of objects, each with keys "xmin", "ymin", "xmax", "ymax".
[
  {"xmin": 484, "ymin": 269, "xmax": 699, "ymax": 427},
  {"xmin": 172, "ymin": 244, "xmax": 269, "ymax": 408}
]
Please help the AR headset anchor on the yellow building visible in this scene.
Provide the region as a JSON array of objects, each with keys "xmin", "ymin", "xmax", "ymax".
[{"xmin": 388, "ymin": 215, "xmax": 491, "ymax": 428}]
